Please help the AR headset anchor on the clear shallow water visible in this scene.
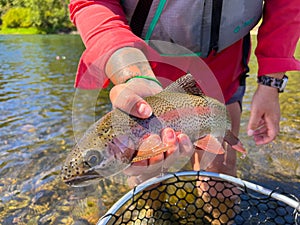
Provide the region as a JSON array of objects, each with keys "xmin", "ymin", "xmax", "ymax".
[
  {"xmin": 239, "ymin": 37, "xmax": 300, "ymax": 189},
  {"xmin": 0, "ymin": 35, "xmax": 299, "ymax": 224}
]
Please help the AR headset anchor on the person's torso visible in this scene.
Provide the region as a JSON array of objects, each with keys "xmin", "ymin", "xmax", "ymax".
[{"xmin": 122, "ymin": 0, "xmax": 263, "ymax": 57}]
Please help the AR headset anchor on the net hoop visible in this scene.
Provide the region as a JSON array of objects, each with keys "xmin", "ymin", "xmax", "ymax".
[{"xmin": 97, "ymin": 171, "xmax": 300, "ymax": 225}]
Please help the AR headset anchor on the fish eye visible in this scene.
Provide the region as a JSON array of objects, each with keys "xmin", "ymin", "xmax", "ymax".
[{"xmin": 83, "ymin": 149, "xmax": 103, "ymax": 167}]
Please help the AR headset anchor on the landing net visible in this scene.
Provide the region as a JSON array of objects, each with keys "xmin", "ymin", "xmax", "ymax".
[{"xmin": 97, "ymin": 171, "xmax": 300, "ymax": 225}]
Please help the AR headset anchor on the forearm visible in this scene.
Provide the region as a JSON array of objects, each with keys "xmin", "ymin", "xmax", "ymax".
[
  {"xmin": 256, "ymin": 0, "xmax": 300, "ymax": 75},
  {"xmin": 69, "ymin": 0, "xmax": 131, "ymax": 47},
  {"xmin": 69, "ymin": 0, "xmax": 152, "ymax": 88}
]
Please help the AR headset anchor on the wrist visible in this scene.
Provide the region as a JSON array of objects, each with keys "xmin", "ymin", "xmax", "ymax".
[
  {"xmin": 105, "ymin": 47, "xmax": 155, "ymax": 85},
  {"xmin": 256, "ymin": 84, "xmax": 280, "ymax": 103},
  {"xmin": 125, "ymin": 75, "xmax": 163, "ymax": 88},
  {"xmin": 257, "ymin": 83, "xmax": 279, "ymax": 93}
]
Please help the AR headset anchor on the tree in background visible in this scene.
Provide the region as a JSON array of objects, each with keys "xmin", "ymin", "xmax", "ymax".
[
  {"xmin": 0, "ymin": 0, "xmax": 74, "ymax": 33},
  {"xmin": 2, "ymin": 7, "xmax": 32, "ymax": 28}
]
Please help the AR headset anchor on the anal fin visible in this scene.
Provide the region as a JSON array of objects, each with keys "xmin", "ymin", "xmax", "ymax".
[{"xmin": 194, "ymin": 135, "xmax": 225, "ymax": 154}]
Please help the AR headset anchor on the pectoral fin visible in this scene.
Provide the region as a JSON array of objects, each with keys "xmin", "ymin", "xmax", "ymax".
[{"xmin": 193, "ymin": 135, "xmax": 225, "ymax": 154}]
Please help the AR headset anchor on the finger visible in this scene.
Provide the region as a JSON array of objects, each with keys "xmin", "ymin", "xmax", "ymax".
[
  {"xmin": 253, "ymin": 134, "xmax": 273, "ymax": 145},
  {"xmin": 110, "ymin": 84, "xmax": 152, "ymax": 118},
  {"xmin": 254, "ymin": 117, "xmax": 279, "ymax": 145},
  {"xmin": 165, "ymin": 133, "xmax": 193, "ymax": 172},
  {"xmin": 266, "ymin": 115, "xmax": 280, "ymax": 139},
  {"xmin": 161, "ymin": 129, "xmax": 195, "ymax": 170},
  {"xmin": 125, "ymin": 155, "xmax": 164, "ymax": 176},
  {"xmin": 157, "ymin": 128, "xmax": 179, "ymax": 169},
  {"xmin": 177, "ymin": 133, "xmax": 194, "ymax": 156},
  {"xmin": 247, "ymin": 110, "xmax": 264, "ymax": 136},
  {"xmin": 252, "ymin": 125, "xmax": 267, "ymax": 136},
  {"xmin": 161, "ymin": 128, "xmax": 178, "ymax": 157},
  {"xmin": 138, "ymin": 134, "xmax": 165, "ymax": 166},
  {"xmin": 253, "ymin": 129, "xmax": 277, "ymax": 145},
  {"xmin": 132, "ymin": 159, "xmax": 148, "ymax": 167},
  {"xmin": 136, "ymin": 154, "xmax": 164, "ymax": 176},
  {"xmin": 162, "ymin": 128, "xmax": 177, "ymax": 144},
  {"xmin": 148, "ymin": 153, "xmax": 164, "ymax": 166},
  {"xmin": 248, "ymin": 119, "xmax": 267, "ymax": 142}
]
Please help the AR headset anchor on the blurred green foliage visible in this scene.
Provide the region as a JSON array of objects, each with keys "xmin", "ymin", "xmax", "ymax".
[
  {"xmin": 2, "ymin": 7, "xmax": 32, "ymax": 28},
  {"xmin": 0, "ymin": 0, "xmax": 75, "ymax": 33}
]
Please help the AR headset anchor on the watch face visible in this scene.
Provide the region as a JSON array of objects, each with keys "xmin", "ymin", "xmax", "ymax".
[{"xmin": 279, "ymin": 75, "xmax": 288, "ymax": 92}]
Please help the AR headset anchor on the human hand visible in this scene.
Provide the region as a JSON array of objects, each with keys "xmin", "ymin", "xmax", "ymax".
[
  {"xmin": 247, "ymin": 84, "xmax": 281, "ymax": 145},
  {"xmin": 106, "ymin": 47, "xmax": 163, "ymax": 118},
  {"xmin": 111, "ymin": 80, "xmax": 193, "ymax": 186},
  {"xmin": 124, "ymin": 128, "xmax": 193, "ymax": 187},
  {"xmin": 106, "ymin": 47, "xmax": 193, "ymax": 186},
  {"xmin": 110, "ymin": 78, "xmax": 194, "ymax": 187},
  {"xmin": 110, "ymin": 77, "xmax": 163, "ymax": 118}
]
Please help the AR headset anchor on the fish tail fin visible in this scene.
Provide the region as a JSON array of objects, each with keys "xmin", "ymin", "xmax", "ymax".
[{"xmin": 224, "ymin": 130, "xmax": 247, "ymax": 154}]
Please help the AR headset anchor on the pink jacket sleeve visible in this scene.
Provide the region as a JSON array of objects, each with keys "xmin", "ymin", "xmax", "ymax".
[
  {"xmin": 255, "ymin": 0, "xmax": 300, "ymax": 76},
  {"xmin": 69, "ymin": 0, "xmax": 149, "ymax": 89},
  {"xmin": 70, "ymin": 0, "xmax": 300, "ymax": 89}
]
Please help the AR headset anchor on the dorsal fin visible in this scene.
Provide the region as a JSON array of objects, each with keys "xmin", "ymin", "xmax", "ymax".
[{"xmin": 164, "ymin": 73, "xmax": 204, "ymax": 96}]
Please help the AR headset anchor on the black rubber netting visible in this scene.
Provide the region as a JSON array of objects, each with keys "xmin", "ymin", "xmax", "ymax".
[{"xmin": 98, "ymin": 173, "xmax": 299, "ymax": 225}]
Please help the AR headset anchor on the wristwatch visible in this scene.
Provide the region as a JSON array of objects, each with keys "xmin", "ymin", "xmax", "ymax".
[{"xmin": 257, "ymin": 75, "xmax": 288, "ymax": 92}]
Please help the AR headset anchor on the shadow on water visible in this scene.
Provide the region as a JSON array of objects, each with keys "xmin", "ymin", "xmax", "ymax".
[{"xmin": 0, "ymin": 35, "xmax": 299, "ymax": 224}]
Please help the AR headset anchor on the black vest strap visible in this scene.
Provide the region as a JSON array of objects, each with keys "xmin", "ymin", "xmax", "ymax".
[
  {"xmin": 209, "ymin": 0, "xmax": 223, "ymax": 53},
  {"xmin": 240, "ymin": 33, "xmax": 251, "ymax": 86},
  {"xmin": 130, "ymin": 0, "xmax": 154, "ymax": 37}
]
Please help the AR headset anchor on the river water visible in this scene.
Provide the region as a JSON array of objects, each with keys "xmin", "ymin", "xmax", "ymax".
[{"xmin": 0, "ymin": 35, "xmax": 299, "ymax": 224}]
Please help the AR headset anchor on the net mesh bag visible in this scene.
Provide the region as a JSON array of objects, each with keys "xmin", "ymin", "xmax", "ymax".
[{"xmin": 98, "ymin": 171, "xmax": 300, "ymax": 225}]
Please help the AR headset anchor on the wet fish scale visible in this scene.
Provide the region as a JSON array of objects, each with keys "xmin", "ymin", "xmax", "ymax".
[{"xmin": 61, "ymin": 74, "xmax": 244, "ymax": 186}]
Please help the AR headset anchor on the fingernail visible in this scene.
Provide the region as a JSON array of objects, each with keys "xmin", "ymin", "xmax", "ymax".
[
  {"xmin": 167, "ymin": 130, "xmax": 175, "ymax": 139},
  {"xmin": 247, "ymin": 129, "xmax": 254, "ymax": 136},
  {"xmin": 163, "ymin": 129, "xmax": 175, "ymax": 142},
  {"xmin": 138, "ymin": 102, "xmax": 152, "ymax": 117}
]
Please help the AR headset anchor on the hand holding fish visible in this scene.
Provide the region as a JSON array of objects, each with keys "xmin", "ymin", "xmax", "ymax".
[
  {"xmin": 124, "ymin": 128, "xmax": 193, "ymax": 187},
  {"xmin": 106, "ymin": 47, "xmax": 162, "ymax": 119},
  {"xmin": 108, "ymin": 55, "xmax": 194, "ymax": 184},
  {"xmin": 107, "ymin": 47, "xmax": 194, "ymax": 178},
  {"xmin": 110, "ymin": 77, "xmax": 162, "ymax": 118},
  {"xmin": 61, "ymin": 74, "xmax": 246, "ymax": 187}
]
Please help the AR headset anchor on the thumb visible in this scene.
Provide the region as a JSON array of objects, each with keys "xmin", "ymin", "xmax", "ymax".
[
  {"xmin": 110, "ymin": 84, "xmax": 152, "ymax": 118},
  {"xmin": 247, "ymin": 109, "xmax": 264, "ymax": 136}
]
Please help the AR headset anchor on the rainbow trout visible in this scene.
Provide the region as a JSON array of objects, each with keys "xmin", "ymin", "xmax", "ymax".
[{"xmin": 62, "ymin": 74, "xmax": 245, "ymax": 186}]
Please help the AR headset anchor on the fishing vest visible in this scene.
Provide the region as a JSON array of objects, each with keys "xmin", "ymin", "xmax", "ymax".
[{"xmin": 122, "ymin": 0, "xmax": 263, "ymax": 57}]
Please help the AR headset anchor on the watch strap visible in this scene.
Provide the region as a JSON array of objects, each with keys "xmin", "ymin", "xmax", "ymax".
[{"xmin": 257, "ymin": 75, "xmax": 288, "ymax": 92}]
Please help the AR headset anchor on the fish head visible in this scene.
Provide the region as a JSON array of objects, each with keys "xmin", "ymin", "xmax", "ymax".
[{"xmin": 61, "ymin": 119, "xmax": 136, "ymax": 187}]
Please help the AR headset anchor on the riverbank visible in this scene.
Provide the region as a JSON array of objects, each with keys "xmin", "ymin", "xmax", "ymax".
[
  {"xmin": 0, "ymin": 27, "xmax": 78, "ymax": 35},
  {"xmin": 0, "ymin": 27, "xmax": 45, "ymax": 35}
]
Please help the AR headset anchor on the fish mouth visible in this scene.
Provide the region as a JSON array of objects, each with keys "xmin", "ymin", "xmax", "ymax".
[{"xmin": 64, "ymin": 170, "xmax": 103, "ymax": 187}]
